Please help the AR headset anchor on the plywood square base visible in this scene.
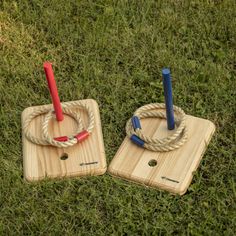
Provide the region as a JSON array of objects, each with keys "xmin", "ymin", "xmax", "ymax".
[
  {"xmin": 22, "ymin": 99, "xmax": 107, "ymax": 181},
  {"xmin": 108, "ymin": 115, "xmax": 215, "ymax": 195}
]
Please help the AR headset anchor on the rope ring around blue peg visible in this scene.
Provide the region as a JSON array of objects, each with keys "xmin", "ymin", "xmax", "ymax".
[{"xmin": 126, "ymin": 103, "xmax": 188, "ymax": 152}]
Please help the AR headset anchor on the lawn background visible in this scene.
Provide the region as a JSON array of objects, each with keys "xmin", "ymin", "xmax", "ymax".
[{"xmin": 0, "ymin": 0, "xmax": 235, "ymax": 235}]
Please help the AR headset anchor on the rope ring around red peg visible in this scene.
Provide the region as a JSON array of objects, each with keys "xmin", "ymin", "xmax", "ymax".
[
  {"xmin": 126, "ymin": 103, "xmax": 188, "ymax": 152},
  {"xmin": 23, "ymin": 101, "xmax": 95, "ymax": 148}
]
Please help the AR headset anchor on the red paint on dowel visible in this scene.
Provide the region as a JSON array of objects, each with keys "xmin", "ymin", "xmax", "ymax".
[
  {"xmin": 54, "ymin": 136, "xmax": 68, "ymax": 142},
  {"xmin": 43, "ymin": 62, "xmax": 64, "ymax": 121},
  {"xmin": 75, "ymin": 130, "xmax": 89, "ymax": 143}
]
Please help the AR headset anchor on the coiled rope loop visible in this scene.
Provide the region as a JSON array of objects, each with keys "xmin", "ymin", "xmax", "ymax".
[
  {"xmin": 126, "ymin": 103, "xmax": 188, "ymax": 152},
  {"xmin": 23, "ymin": 101, "xmax": 94, "ymax": 148}
]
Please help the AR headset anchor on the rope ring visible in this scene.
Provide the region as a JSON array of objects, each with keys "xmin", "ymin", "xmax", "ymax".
[
  {"xmin": 23, "ymin": 101, "xmax": 95, "ymax": 148},
  {"xmin": 126, "ymin": 103, "xmax": 188, "ymax": 152}
]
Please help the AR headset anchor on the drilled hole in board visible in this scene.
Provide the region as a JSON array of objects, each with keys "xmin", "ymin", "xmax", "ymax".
[
  {"xmin": 148, "ymin": 159, "xmax": 157, "ymax": 167},
  {"xmin": 60, "ymin": 153, "xmax": 68, "ymax": 160}
]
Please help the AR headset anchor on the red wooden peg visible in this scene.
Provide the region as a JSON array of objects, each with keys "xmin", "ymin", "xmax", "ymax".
[{"xmin": 43, "ymin": 62, "xmax": 64, "ymax": 121}]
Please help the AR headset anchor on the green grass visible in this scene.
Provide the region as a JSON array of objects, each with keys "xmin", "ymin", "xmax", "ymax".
[{"xmin": 0, "ymin": 0, "xmax": 236, "ymax": 234}]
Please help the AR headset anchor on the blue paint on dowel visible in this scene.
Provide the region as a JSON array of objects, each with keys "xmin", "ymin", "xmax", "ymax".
[
  {"xmin": 130, "ymin": 135, "xmax": 144, "ymax": 147},
  {"xmin": 131, "ymin": 116, "xmax": 141, "ymax": 130},
  {"xmin": 162, "ymin": 68, "xmax": 175, "ymax": 130}
]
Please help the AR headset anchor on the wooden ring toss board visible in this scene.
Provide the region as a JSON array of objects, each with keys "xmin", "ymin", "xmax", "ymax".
[
  {"xmin": 108, "ymin": 115, "xmax": 215, "ymax": 195},
  {"xmin": 22, "ymin": 99, "xmax": 107, "ymax": 181}
]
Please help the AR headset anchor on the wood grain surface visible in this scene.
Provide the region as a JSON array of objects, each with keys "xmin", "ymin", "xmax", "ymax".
[
  {"xmin": 22, "ymin": 99, "xmax": 107, "ymax": 181},
  {"xmin": 108, "ymin": 115, "xmax": 215, "ymax": 195}
]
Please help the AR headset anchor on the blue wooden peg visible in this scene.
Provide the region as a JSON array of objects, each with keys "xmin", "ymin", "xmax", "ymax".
[{"xmin": 162, "ymin": 68, "xmax": 175, "ymax": 130}]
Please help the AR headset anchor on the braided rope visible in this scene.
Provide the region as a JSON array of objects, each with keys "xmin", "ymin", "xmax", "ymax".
[
  {"xmin": 126, "ymin": 103, "xmax": 187, "ymax": 152},
  {"xmin": 23, "ymin": 101, "xmax": 95, "ymax": 148}
]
